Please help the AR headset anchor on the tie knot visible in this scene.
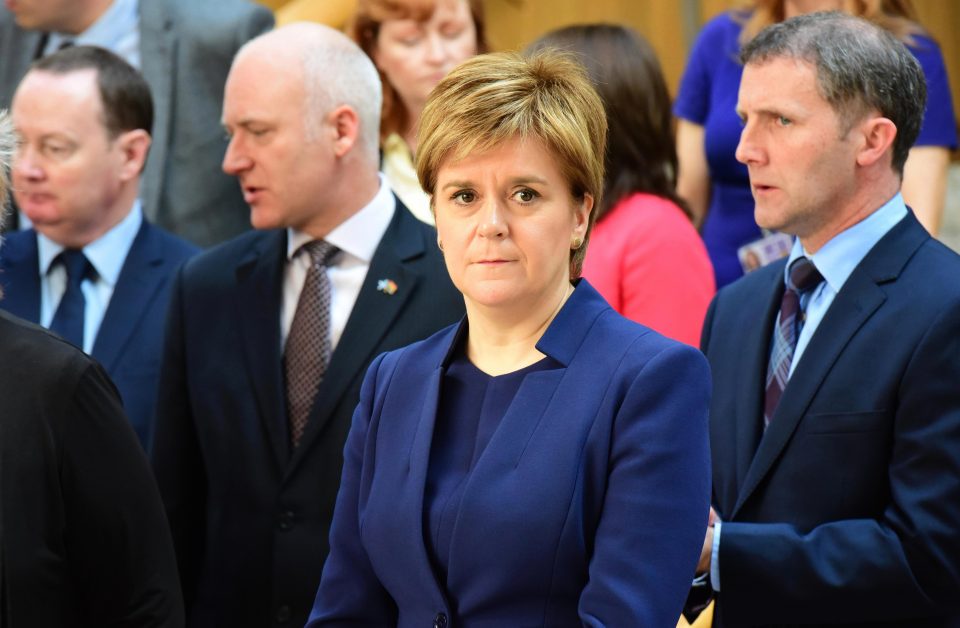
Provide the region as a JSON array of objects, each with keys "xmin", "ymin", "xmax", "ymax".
[
  {"xmin": 300, "ymin": 240, "xmax": 339, "ymax": 268},
  {"xmin": 56, "ymin": 249, "xmax": 93, "ymax": 285},
  {"xmin": 787, "ymin": 256, "xmax": 823, "ymax": 294}
]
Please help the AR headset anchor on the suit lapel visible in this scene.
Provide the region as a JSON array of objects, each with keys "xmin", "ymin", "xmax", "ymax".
[
  {"xmin": 288, "ymin": 204, "xmax": 426, "ymax": 474},
  {"xmin": 732, "ymin": 213, "xmax": 928, "ymax": 516},
  {"xmin": 0, "ymin": 232, "xmax": 42, "ymax": 323},
  {"xmin": 137, "ymin": 0, "xmax": 175, "ymax": 222},
  {"xmin": 236, "ymin": 230, "xmax": 290, "ymax": 471},
  {"xmin": 91, "ymin": 222, "xmax": 162, "ymax": 370}
]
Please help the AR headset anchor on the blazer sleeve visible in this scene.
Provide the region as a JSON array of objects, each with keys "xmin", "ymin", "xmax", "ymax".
[
  {"xmin": 151, "ymin": 264, "xmax": 207, "ymax": 610},
  {"xmin": 717, "ymin": 299, "xmax": 960, "ymax": 624},
  {"xmin": 306, "ymin": 352, "xmax": 399, "ymax": 626},
  {"xmin": 62, "ymin": 361, "xmax": 185, "ymax": 627},
  {"xmin": 579, "ymin": 341, "xmax": 713, "ymax": 627}
]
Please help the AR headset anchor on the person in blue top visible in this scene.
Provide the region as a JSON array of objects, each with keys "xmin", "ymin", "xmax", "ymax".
[
  {"xmin": 307, "ymin": 49, "xmax": 712, "ymax": 627},
  {"xmin": 675, "ymin": 0, "xmax": 957, "ymax": 288}
]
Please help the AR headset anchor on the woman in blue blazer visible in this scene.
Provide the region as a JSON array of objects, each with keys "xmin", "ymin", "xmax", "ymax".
[{"xmin": 308, "ymin": 50, "xmax": 712, "ymax": 627}]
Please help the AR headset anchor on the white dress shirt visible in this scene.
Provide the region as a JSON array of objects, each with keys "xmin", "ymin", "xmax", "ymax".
[
  {"xmin": 281, "ymin": 177, "xmax": 396, "ymax": 351},
  {"xmin": 38, "ymin": 200, "xmax": 143, "ymax": 354}
]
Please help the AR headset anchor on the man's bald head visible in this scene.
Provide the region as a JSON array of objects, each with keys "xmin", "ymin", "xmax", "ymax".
[{"xmin": 232, "ymin": 22, "xmax": 382, "ymax": 161}]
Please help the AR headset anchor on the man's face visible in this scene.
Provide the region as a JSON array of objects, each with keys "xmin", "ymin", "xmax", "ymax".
[
  {"xmin": 5, "ymin": 0, "xmax": 89, "ymax": 32},
  {"xmin": 12, "ymin": 69, "xmax": 132, "ymax": 247},
  {"xmin": 735, "ymin": 57, "xmax": 861, "ymax": 244},
  {"xmin": 221, "ymin": 53, "xmax": 336, "ymax": 234}
]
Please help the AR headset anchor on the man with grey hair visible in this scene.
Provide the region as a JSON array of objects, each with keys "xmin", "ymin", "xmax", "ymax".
[
  {"xmin": 151, "ymin": 23, "xmax": 463, "ymax": 628},
  {"xmin": 692, "ymin": 12, "xmax": 960, "ymax": 627},
  {"xmin": 0, "ymin": 111, "xmax": 184, "ymax": 625}
]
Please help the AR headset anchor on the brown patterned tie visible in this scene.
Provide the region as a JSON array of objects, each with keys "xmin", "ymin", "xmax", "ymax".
[{"xmin": 284, "ymin": 240, "xmax": 339, "ymax": 449}]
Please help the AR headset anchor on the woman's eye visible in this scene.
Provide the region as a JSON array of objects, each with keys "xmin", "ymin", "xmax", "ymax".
[
  {"xmin": 514, "ymin": 188, "xmax": 538, "ymax": 203},
  {"xmin": 452, "ymin": 190, "xmax": 475, "ymax": 204}
]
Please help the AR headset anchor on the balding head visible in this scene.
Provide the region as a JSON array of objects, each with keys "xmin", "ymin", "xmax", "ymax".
[{"xmin": 233, "ymin": 23, "xmax": 382, "ymax": 161}]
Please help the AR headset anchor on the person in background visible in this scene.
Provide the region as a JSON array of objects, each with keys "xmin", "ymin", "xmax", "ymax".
[
  {"xmin": 0, "ymin": 108, "xmax": 184, "ymax": 628},
  {"xmin": 0, "ymin": 46, "xmax": 198, "ymax": 450},
  {"xmin": 0, "ymin": 0, "xmax": 274, "ymax": 247},
  {"xmin": 349, "ymin": 0, "xmax": 486, "ymax": 224},
  {"xmin": 308, "ymin": 50, "xmax": 710, "ymax": 627},
  {"xmin": 151, "ymin": 23, "xmax": 462, "ymax": 628},
  {"xmin": 675, "ymin": 0, "xmax": 956, "ymax": 288},
  {"xmin": 695, "ymin": 12, "xmax": 960, "ymax": 626},
  {"xmin": 530, "ymin": 24, "xmax": 715, "ymax": 347}
]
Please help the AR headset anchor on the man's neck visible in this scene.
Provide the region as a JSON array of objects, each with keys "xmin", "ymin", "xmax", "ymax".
[{"xmin": 60, "ymin": 0, "xmax": 114, "ymax": 34}]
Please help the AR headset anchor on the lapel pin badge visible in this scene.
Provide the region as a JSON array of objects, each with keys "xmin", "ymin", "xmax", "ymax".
[{"xmin": 377, "ymin": 278, "xmax": 398, "ymax": 295}]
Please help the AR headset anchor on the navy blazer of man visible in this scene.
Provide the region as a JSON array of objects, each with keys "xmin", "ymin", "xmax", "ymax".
[
  {"xmin": 0, "ymin": 221, "xmax": 198, "ymax": 449},
  {"xmin": 309, "ymin": 280, "xmax": 712, "ymax": 628},
  {"xmin": 701, "ymin": 211, "xmax": 960, "ymax": 627},
  {"xmin": 151, "ymin": 202, "xmax": 464, "ymax": 628}
]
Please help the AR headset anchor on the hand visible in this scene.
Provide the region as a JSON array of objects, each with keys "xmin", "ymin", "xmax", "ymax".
[{"xmin": 696, "ymin": 507, "xmax": 719, "ymax": 575}]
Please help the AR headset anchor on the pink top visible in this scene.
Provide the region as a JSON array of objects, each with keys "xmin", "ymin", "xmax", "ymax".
[{"xmin": 582, "ymin": 192, "xmax": 715, "ymax": 346}]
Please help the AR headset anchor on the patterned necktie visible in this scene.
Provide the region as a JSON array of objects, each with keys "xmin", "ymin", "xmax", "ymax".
[
  {"xmin": 764, "ymin": 256, "xmax": 823, "ymax": 426},
  {"xmin": 284, "ymin": 240, "xmax": 339, "ymax": 449},
  {"xmin": 49, "ymin": 249, "xmax": 93, "ymax": 349}
]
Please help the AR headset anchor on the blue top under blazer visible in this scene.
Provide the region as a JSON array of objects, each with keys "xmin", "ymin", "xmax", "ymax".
[{"xmin": 308, "ymin": 279, "xmax": 712, "ymax": 627}]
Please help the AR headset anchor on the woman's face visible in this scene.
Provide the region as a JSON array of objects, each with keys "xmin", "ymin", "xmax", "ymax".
[
  {"xmin": 374, "ymin": 0, "xmax": 477, "ymax": 118},
  {"xmin": 434, "ymin": 136, "xmax": 592, "ymax": 315}
]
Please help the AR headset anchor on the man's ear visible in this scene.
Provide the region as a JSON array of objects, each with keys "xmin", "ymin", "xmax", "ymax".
[
  {"xmin": 328, "ymin": 105, "xmax": 360, "ymax": 158},
  {"xmin": 117, "ymin": 129, "xmax": 151, "ymax": 180},
  {"xmin": 856, "ymin": 116, "xmax": 897, "ymax": 168}
]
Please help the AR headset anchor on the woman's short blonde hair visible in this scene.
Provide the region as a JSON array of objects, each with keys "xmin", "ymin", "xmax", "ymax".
[
  {"xmin": 0, "ymin": 110, "xmax": 13, "ymax": 217},
  {"xmin": 416, "ymin": 50, "xmax": 607, "ymax": 277}
]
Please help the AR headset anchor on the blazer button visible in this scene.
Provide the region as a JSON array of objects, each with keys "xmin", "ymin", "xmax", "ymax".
[
  {"xmin": 278, "ymin": 510, "xmax": 295, "ymax": 531},
  {"xmin": 433, "ymin": 612, "xmax": 448, "ymax": 628},
  {"xmin": 275, "ymin": 604, "xmax": 291, "ymax": 623}
]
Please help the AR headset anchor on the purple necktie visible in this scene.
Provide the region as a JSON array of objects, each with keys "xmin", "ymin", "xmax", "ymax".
[
  {"xmin": 764, "ymin": 256, "xmax": 823, "ymax": 426},
  {"xmin": 284, "ymin": 240, "xmax": 339, "ymax": 449}
]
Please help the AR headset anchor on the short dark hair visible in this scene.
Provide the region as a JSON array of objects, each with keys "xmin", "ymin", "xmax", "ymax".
[
  {"xmin": 30, "ymin": 45, "xmax": 153, "ymax": 138},
  {"xmin": 529, "ymin": 24, "xmax": 690, "ymax": 222},
  {"xmin": 740, "ymin": 11, "xmax": 925, "ymax": 173}
]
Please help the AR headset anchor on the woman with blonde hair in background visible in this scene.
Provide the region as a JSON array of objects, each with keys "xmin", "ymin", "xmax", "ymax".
[
  {"xmin": 307, "ymin": 50, "xmax": 711, "ymax": 626},
  {"xmin": 349, "ymin": 0, "xmax": 486, "ymax": 224},
  {"xmin": 675, "ymin": 0, "xmax": 956, "ymax": 288}
]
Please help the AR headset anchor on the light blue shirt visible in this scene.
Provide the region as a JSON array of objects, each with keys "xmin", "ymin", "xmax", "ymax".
[
  {"xmin": 38, "ymin": 201, "xmax": 143, "ymax": 354},
  {"xmin": 710, "ymin": 193, "xmax": 908, "ymax": 592},
  {"xmin": 45, "ymin": 0, "xmax": 141, "ymax": 68}
]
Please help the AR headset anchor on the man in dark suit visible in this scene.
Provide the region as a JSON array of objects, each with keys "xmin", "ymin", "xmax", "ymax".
[
  {"xmin": 0, "ymin": 105, "xmax": 183, "ymax": 628},
  {"xmin": 0, "ymin": 0, "xmax": 274, "ymax": 246},
  {"xmin": 693, "ymin": 12, "xmax": 960, "ymax": 627},
  {"xmin": 0, "ymin": 46, "xmax": 197, "ymax": 450},
  {"xmin": 151, "ymin": 23, "xmax": 464, "ymax": 628}
]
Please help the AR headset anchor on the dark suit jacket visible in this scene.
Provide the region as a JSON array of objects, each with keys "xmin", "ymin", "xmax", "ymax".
[
  {"xmin": 308, "ymin": 280, "xmax": 712, "ymax": 628},
  {"xmin": 151, "ymin": 203, "xmax": 465, "ymax": 628},
  {"xmin": 0, "ymin": 310, "xmax": 183, "ymax": 627},
  {"xmin": 0, "ymin": 0, "xmax": 274, "ymax": 246},
  {"xmin": 701, "ymin": 212, "xmax": 960, "ymax": 627},
  {"xmin": 0, "ymin": 221, "xmax": 199, "ymax": 449}
]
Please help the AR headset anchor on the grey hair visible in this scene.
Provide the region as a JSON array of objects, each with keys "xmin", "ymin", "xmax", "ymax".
[
  {"xmin": 301, "ymin": 36, "xmax": 382, "ymax": 163},
  {"xmin": 740, "ymin": 11, "xmax": 925, "ymax": 173},
  {"xmin": 0, "ymin": 109, "xmax": 13, "ymax": 233}
]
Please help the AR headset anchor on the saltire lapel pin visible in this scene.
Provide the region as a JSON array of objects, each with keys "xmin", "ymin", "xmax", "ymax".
[{"xmin": 377, "ymin": 278, "xmax": 398, "ymax": 295}]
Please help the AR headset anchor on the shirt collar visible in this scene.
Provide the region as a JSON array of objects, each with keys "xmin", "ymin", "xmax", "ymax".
[
  {"xmin": 785, "ymin": 192, "xmax": 908, "ymax": 293},
  {"xmin": 48, "ymin": 0, "xmax": 138, "ymax": 50},
  {"xmin": 287, "ymin": 175, "xmax": 396, "ymax": 262},
  {"xmin": 38, "ymin": 200, "xmax": 144, "ymax": 287}
]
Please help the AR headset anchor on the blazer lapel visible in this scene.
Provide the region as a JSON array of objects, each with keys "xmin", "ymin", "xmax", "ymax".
[
  {"xmin": 0, "ymin": 232, "xmax": 42, "ymax": 323},
  {"xmin": 288, "ymin": 205, "xmax": 426, "ymax": 474},
  {"xmin": 235, "ymin": 230, "xmax": 290, "ymax": 470},
  {"xmin": 137, "ymin": 0, "xmax": 176, "ymax": 222},
  {"xmin": 732, "ymin": 213, "xmax": 927, "ymax": 516},
  {"xmin": 91, "ymin": 222, "xmax": 162, "ymax": 370}
]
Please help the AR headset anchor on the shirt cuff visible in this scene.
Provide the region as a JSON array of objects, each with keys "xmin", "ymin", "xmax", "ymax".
[{"xmin": 710, "ymin": 520, "xmax": 722, "ymax": 592}]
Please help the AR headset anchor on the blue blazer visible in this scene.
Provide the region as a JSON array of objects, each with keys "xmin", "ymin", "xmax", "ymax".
[
  {"xmin": 309, "ymin": 280, "xmax": 712, "ymax": 627},
  {"xmin": 0, "ymin": 221, "xmax": 198, "ymax": 448},
  {"xmin": 701, "ymin": 211, "xmax": 960, "ymax": 627}
]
